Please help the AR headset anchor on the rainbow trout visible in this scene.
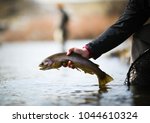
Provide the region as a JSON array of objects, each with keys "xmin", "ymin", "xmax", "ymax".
[{"xmin": 39, "ymin": 52, "xmax": 113, "ymax": 88}]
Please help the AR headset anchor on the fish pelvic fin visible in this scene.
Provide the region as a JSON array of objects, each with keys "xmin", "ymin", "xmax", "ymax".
[{"xmin": 97, "ymin": 72, "xmax": 113, "ymax": 88}]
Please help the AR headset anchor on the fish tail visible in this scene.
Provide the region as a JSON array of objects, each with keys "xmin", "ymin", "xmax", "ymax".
[{"xmin": 97, "ymin": 72, "xmax": 113, "ymax": 88}]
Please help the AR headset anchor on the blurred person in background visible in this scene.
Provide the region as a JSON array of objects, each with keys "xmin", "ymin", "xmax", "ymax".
[
  {"xmin": 66, "ymin": 0, "xmax": 150, "ymax": 86},
  {"xmin": 53, "ymin": 3, "xmax": 69, "ymax": 51}
]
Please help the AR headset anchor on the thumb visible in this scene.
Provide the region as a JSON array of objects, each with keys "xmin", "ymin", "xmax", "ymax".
[{"xmin": 66, "ymin": 48, "xmax": 75, "ymax": 56}]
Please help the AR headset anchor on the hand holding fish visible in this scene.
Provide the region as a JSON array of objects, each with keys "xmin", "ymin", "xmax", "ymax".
[
  {"xmin": 67, "ymin": 47, "xmax": 90, "ymax": 58},
  {"xmin": 65, "ymin": 47, "xmax": 90, "ymax": 68}
]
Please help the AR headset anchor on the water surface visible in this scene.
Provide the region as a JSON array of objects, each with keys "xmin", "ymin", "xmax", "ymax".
[{"xmin": 0, "ymin": 41, "xmax": 149, "ymax": 106}]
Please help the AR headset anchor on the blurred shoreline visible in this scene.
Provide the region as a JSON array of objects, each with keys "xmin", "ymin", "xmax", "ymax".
[{"xmin": 0, "ymin": 0, "xmax": 127, "ymax": 42}]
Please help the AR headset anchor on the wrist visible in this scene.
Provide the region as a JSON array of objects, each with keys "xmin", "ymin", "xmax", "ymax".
[{"xmin": 82, "ymin": 46, "xmax": 91, "ymax": 58}]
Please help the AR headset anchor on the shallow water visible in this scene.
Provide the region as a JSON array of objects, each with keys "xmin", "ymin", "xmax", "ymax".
[{"xmin": 0, "ymin": 41, "xmax": 149, "ymax": 106}]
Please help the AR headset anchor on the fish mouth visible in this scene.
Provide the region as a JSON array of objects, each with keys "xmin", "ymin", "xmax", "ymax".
[
  {"xmin": 39, "ymin": 64, "xmax": 51, "ymax": 70},
  {"xmin": 39, "ymin": 67, "xmax": 45, "ymax": 70},
  {"xmin": 39, "ymin": 66, "xmax": 45, "ymax": 70},
  {"xmin": 39, "ymin": 63, "xmax": 47, "ymax": 70}
]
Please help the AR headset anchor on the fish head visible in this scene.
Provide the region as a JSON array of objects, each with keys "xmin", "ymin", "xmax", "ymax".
[{"xmin": 39, "ymin": 58, "xmax": 53, "ymax": 70}]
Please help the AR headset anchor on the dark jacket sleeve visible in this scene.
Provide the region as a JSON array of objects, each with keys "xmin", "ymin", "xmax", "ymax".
[{"xmin": 86, "ymin": 0, "xmax": 150, "ymax": 59}]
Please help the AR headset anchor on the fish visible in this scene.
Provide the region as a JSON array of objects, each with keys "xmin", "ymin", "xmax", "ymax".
[{"xmin": 39, "ymin": 52, "xmax": 113, "ymax": 88}]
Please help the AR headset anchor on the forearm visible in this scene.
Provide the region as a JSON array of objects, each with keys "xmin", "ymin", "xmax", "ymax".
[{"xmin": 86, "ymin": 0, "xmax": 149, "ymax": 59}]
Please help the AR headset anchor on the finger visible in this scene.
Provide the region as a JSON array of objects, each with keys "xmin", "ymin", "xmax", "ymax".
[
  {"xmin": 67, "ymin": 61, "xmax": 75, "ymax": 69},
  {"xmin": 66, "ymin": 48, "xmax": 74, "ymax": 56},
  {"xmin": 67, "ymin": 61, "xmax": 72, "ymax": 67}
]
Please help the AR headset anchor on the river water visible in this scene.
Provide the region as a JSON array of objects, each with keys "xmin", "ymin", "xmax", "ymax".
[{"xmin": 0, "ymin": 41, "xmax": 149, "ymax": 106}]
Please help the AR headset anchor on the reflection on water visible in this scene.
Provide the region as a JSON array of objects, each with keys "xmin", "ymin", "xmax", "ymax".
[
  {"xmin": 0, "ymin": 41, "xmax": 150, "ymax": 106},
  {"xmin": 131, "ymin": 86, "xmax": 150, "ymax": 106}
]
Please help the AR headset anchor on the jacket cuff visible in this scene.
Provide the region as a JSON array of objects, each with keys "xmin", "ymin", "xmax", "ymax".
[{"xmin": 83, "ymin": 45, "xmax": 93, "ymax": 58}]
